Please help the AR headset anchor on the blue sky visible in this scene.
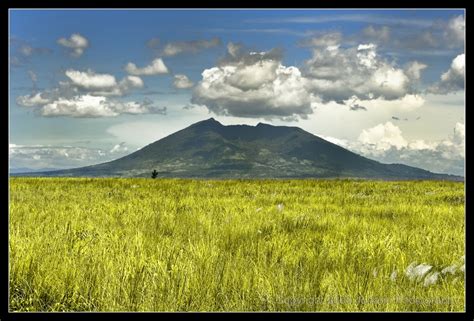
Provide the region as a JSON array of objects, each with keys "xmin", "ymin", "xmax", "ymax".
[{"xmin": 9, "ymin": 9, "xmax": 465, "ymax": 175}]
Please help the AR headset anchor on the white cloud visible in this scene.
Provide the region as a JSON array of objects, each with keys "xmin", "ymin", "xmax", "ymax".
[
  {"xmin": 173, "ymin": 74, "xmax": 194, "ymax": 89},
  {"xmin": 108, "ymin": 99, "xmax": 167, "ymax": 116},
  {"xmin": 41, "ymin": 95, "xmax": 118, "ymax": 117},
  {"xmin": 445, "ymin": 15, "xmax": 465, "ymax": 47},
  {"xmin": 358, "ymin": 121, "xmax": 408, "ymax": 153},
  {"xmin": 110, "ymin": 142, "xmax": 128, "ymax": 153},
  {"xmin": 332, "ymin": 121, "xmax": 465, "ymax": 176},
  {"xmin": 18, "ymin": 70, "xmax": 145, "ymax": 105},
  {"xmin": 16, "ymin": 92, "xmax": 51, "ymax": 107},
  {"xmin": 304, "ymin": 43, "xmax": 418, "ymax": 102},
  {"xmin": 349, "ymin": 94, "xmax": 425, "ymax": 112},
  {"xmin": 405, "ymin": 61, "xmax": 428, "ymax": 81},
  {"xmin": 57, "ymin": 33, "xmax": 89, "ymax": 57},
  {"xmin": 91, "ymin": 75, "xmax": 145, "ymax": 97},
  {"xmin": 65, "ymin": 69, "xmax": 117, "ymax": 90},
  {"xmin": 429, "ymin": 54, "xmax": 465, "ymax": 94},
  {"xmin": 19, "ymin": 94, "xmax": 166, "ymax": 118},
  {"xmin": 227, "ymin": 42, "xmax": 242, "ymax": 58},
  {"xmin": 9, "ymin": 143, "xmax": 130, "ymax": 171},
  {"xmin": 124, "ymin": 75, "xmax": 144, "ymax": 88},
  {"xmin": 16, "ymin": 68, "xmax": 150, "ymax": 117},
  {"xmin": 227, "ymin": 59, "xmax": 280, "ymax": 90},
  {"xmin": 125, "ymin": 58, "xmax": 169, "ymax": 76},
  {"xmin": 162, "ymin": 38, "xmax": 221, "ymax": 57},
  {"xmin": 192, "ymin": 51, "xmax": 315, "ymax": 119},
  {"xmin": 192, "ymin": 41, "xmax": 430, "ymax": 120}
]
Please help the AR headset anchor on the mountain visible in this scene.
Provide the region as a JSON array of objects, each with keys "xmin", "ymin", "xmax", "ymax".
[
  {"xmin": 10, "ymin": 167, "xmax": 64, "ymax": 174},
  {"xmin": 14, "ymin": 118, "xmax": 462, "ymax": 180}
]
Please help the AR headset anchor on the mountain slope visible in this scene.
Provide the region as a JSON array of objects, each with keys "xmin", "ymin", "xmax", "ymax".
[{"xmin": 16, "ymin": 118, "xmax": 462, "ymax": 180}]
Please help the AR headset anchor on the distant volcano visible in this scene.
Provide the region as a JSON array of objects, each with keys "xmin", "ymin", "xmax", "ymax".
[{"xmin": 16, "ymin": 118, "xmax": 462, "ymax": 180}]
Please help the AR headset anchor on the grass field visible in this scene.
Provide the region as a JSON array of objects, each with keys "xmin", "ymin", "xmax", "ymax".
[{"xmin": 9, "ymin": 177, "xmax": 465, "ymax": 312}]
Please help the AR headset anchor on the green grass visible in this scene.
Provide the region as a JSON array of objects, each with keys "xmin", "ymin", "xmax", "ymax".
[{"xmin": 9, "ymin": 178, "xmax": 465, "ymax": 312}]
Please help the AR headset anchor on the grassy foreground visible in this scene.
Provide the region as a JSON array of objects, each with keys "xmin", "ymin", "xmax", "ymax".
[{"xmin": 9, "ymin": 178, "xmax": 465, "ymax": 312}]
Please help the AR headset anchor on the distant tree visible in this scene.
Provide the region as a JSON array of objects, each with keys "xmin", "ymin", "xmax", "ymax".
[{"xmin": 151, "ymin": 170, "xmax": 158, "ymax": 179}]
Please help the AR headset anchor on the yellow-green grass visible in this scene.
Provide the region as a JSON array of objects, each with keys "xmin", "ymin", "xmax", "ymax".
[{"xmin": 9, "ymin": 178, "xmax": 465, "ymax": 312}]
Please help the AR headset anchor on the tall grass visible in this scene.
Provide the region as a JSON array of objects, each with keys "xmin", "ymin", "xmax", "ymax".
[{"xmin": 9, "ymin": 178, "xmax": 465, "ymax": 311}]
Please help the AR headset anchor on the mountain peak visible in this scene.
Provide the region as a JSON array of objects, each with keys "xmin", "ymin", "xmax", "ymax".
[{"xmin": 192, "ymin": 117, "xmax": 223, "ymax": 128}]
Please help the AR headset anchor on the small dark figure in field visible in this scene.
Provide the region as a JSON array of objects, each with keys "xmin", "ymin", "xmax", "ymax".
[{"xmin": 151, "ymin": 170, "xmax": 158, "ymax": 179}]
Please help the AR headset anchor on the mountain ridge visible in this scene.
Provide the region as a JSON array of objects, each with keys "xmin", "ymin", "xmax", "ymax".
[{"xmin": 12, "ymin": 118, "xmax": 463, "ymax": 181}]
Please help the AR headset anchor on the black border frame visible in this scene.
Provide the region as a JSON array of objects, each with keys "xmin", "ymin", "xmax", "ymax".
[{"xmin": 3, "ymin": 2, "xmax": 471, "ymax": 320}]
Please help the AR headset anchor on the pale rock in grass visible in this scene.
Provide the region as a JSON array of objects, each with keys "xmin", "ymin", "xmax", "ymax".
[
  {"xmin": 405, "ymin": 262, "xmax": 432, "ymax": 281},
  {"xmin": 277, "ymin": 204, "xmax": 284, "ymax": 212},
  {"xmin": 372, "ymin": 268, "xmax": 378, "ymax": 278},
  {"xmin": 390, "ymin": 271, "xmax": 397, "ymax": 282},
  {"xmin": 423, "ymin": 272, "xmax": 440, "ymax": 287},
  {"xmin": 441, "ymin": 264, "xmax": 457, "ymax": 275},
  {"xmin": 256, "ymin": 207, "xmax": 262, "ymax": 212},
  {"xmin": 459, "ymin": 264, "xmax": 465, "ymax": 273}
]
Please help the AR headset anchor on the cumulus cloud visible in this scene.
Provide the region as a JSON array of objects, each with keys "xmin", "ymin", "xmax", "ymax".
[
  {"xmin": 43, "ymin": 95, "xmax": 166, "ymax": 118},
  {"xmin": 125, "ymin": 58, "xmax": 169, "ymax": 76},
  {"xmin": 57, "ymin": 33, "xmax": 89, "ymax": 57},
  {"xmin": 41, "ymin": 95, "xmax": 118, "ymax": 117},
  {"xmin": 358, "ymin": 121, "xmax": 408, "ymax": 152},
  {"xmin": 16, "ymin": 92, "xmax": 50, "ymax": 107},
  {"xmin": 17, "ymin": 92, "xmax": 166, "ymax": 118},
  {"xmin": 173, "ymin": 74, "xmax": 194, "ymax": 89},
  {"xmin": 429, "ymin": 54, "xmax": 465, "ymax": 94},
  {"xmin": 333, "ymin": 121, "xmax": 465, "ymax": 176},
  {"xmin": 304, "ymin": 43, "xmax": 419, "ymax": 102},
  {"xmin": 18, "ymin": 69, "xmax": 145, "ymax": 101},
  {"xmin": 192, "ymin": 48, "xmax": 315, "ymax": 120},
  {"xmin": 92, "ymin": 75, "xmax": 145, "ymax": 97},
  {"xmin": 65, "ymin": 69, "xmax": 117, "ymax": 90},
  {"xmin": 192, "ymin": 39, "xmax": 430, "ymax": 119},
  {"xmin": 16, "ymin": 67, "xmax": 154, "ymax": 117},
  {"xmin": 162, "ymin": 38, "xmax": 221, "ymax": 56}
]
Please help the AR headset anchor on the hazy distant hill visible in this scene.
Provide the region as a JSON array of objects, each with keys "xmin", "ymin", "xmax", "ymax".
[{"xmin": 14, "ymin": 118, "xmax": 463, "ymax": 180}]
